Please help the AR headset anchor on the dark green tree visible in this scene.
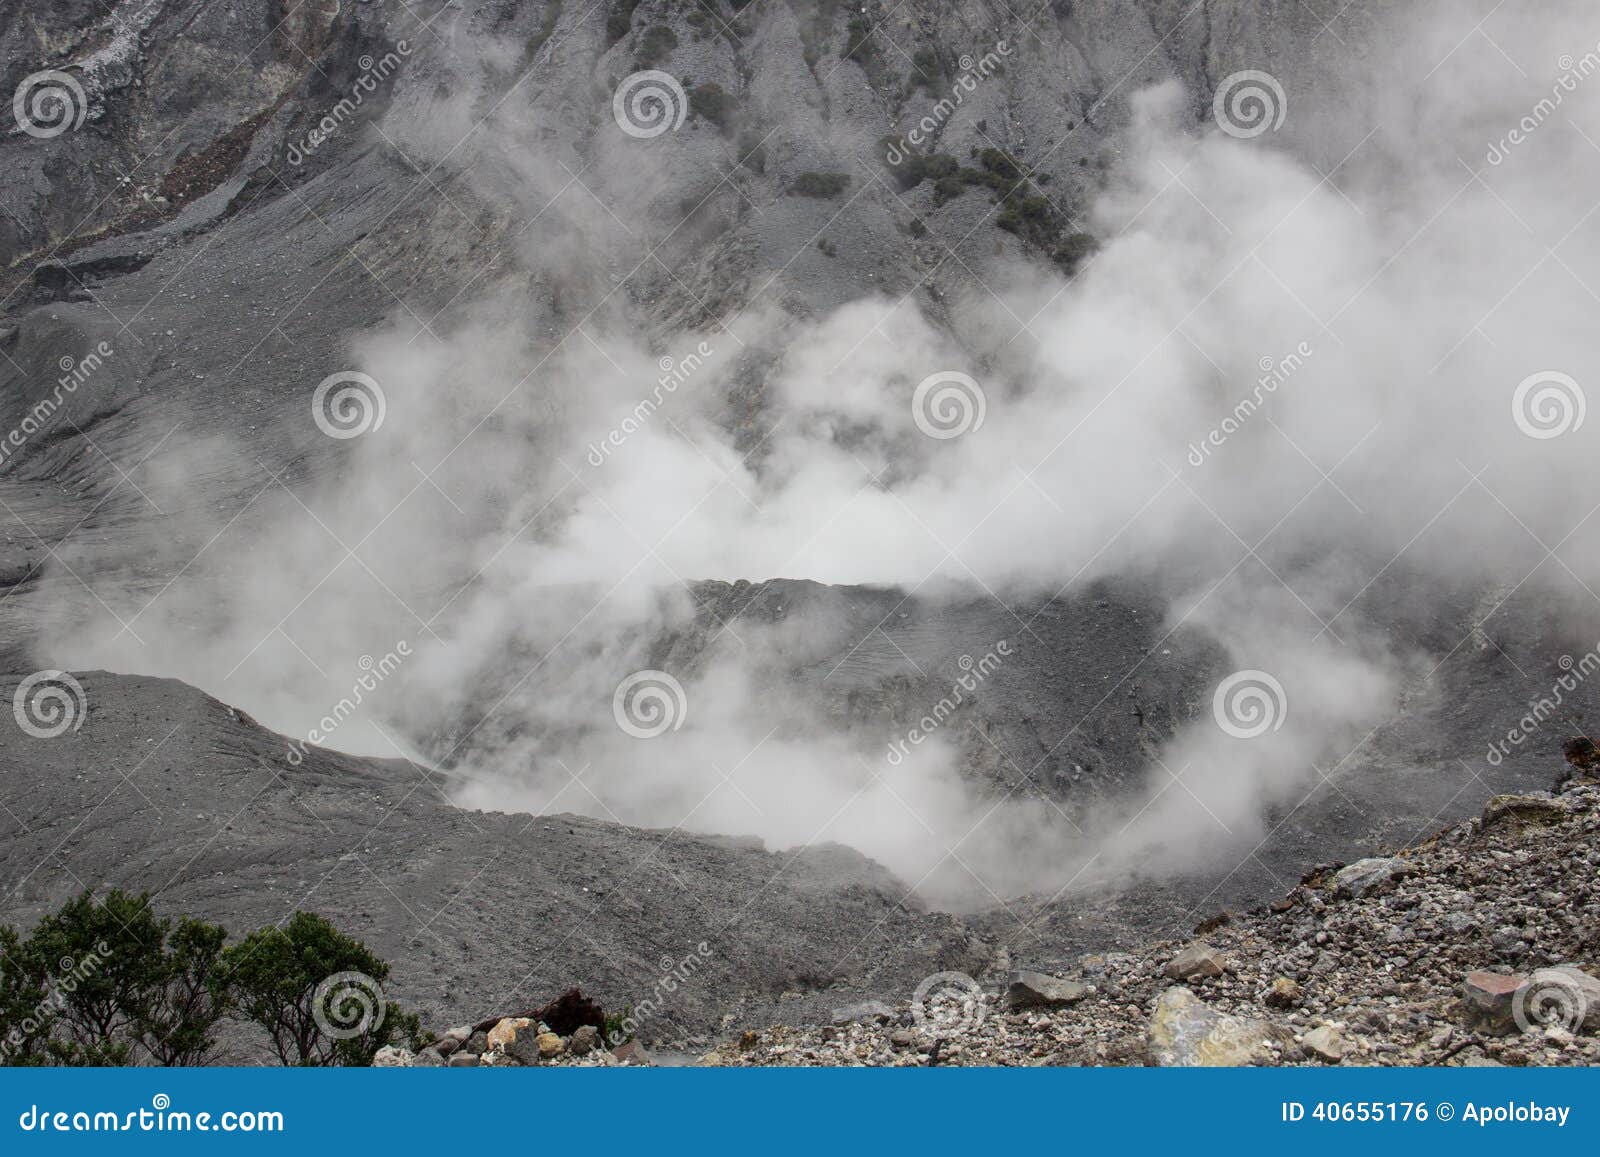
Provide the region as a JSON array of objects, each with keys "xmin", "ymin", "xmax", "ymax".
[
  {"xmin": 221, "ymin": 911, "xmax": 419, "ymax": 1066},
  {"xmin": 0, "ymin": 925, "xmax": 51, "ymax": 1065},
  {"xmin": 24, "ymin": 890, "xmax": 165, "ymax": 1064},
  {"xmin": 136, "ymin": 918, "xmax": 231, "ymax": 1066}
]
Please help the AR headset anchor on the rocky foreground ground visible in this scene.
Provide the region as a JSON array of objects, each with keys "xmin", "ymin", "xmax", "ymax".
[{"xmin": 386, "ymin": 772, "xmax": 1600, "ymax": 1068}]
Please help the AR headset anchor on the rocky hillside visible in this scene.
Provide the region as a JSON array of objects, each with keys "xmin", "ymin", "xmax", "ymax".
[{"xmin": 699, "ymin": 774, "xmax": 1600, "ymax": 1066}]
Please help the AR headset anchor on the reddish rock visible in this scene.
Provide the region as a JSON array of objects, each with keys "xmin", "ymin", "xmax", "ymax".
[{"xmin": 1463, "ymin": 971, "xmax": 1528, "ymax": 1033}]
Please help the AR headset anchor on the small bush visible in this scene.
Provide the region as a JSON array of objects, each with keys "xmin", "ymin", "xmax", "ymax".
[
  {"xmin": 736, "ymin": 130, "xmax": 767, "ymax": 173},
  {"xmin": 636, "ymin": 24, "xmax": 678, "ymax": 69},
  {"xmin": 892, "ymin": 151, "xmax": 959, "ymax": 191},
  {"xmin": 932, "ymin": 175, "xmax": 967, "ymax": 205},
  {"xmin": 908, "ymin": 48, "xmax": 943, "ymax": 93},
  {"xmin": 690, "ymin": 82, "xmax": 735, "ymax": 133},
  {"xmin": 1052, "ymin": 231, "xmax": 1098, "ymax": 274},
  {"xmin": 606, "ymin": 0, "xmax": 642, "ymax": 45},
  {"xmin": 789, "ymin": 171, "xmax": 850, "ymax": 198},
  {"xmin": 844, "ymin": 16, "xmax": 874, "ymax": 62}
]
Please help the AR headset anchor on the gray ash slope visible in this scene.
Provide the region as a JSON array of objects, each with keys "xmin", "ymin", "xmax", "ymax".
[
  {"xmin": 0, "ymin": 670, "xmax": 987, "ymax": 1048},
  {"xmin": 0, "ymin": 0, "xmax": 1593, "ymax": 1048}
]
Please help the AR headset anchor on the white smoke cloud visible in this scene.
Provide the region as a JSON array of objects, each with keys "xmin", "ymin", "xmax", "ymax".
[{"xmin": 33, "ymin": 1, "xmax": 1600, "ymax": 907}]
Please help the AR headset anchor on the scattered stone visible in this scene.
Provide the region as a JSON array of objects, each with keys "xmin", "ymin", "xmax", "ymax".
[
  {"xmin": 1523, "ymin": 966, "xmax": 1600, "ymax": 1033},
  {"xmin": 447, "ymin": 1052, "xmax": 480, "ymax": 1067},
  {"xmin": 1263, "ymin": 977, "xmax": 1301, "ymax": 1009},
  {"xmin": 831, "ymin": 1000, "xmax": 893, "ymax": 1025},
  {"xmin": 1147, "ymin": 987, "xmax": 1287, "ymax": 1066},
  {"xmin": 569, "ymin": 1025, "xmax": 600, "ymax": 1056},
  {"xmin": 411, "ymin": 1047, "xmax": 446, "ymax": 1067},
  {"xmin": 1462, "ymin": 970, "xmax": 1527, "ymax": 1033},
  {"xmin": 371, "ymin": 1046, "xmax": 413, "ymax": 1067},
  {"xmin": 1005, "ymin": 970, "xmax": 1091, "ymax": 1009},
  {"xmin": 537, "ymin": 1032, "xmax": 564, "ymax": 1059},
  {"xmin": 612, "ymin": 1039, "xmax": 652, "ymax": 1066},
  {"xmin": 486, "ymin": 1016, "xmax": 531, "ymax": 1053},
  {"xmin": 1164, "ymin": 942, "xmax": 1227, "ymax": 981},
  {"xmin": 422, "ymin": 779, "xmax": 1600, "ymax": 1070},
  {"xmin": 1481, "ymin": 795, "xmax": 1567, "ymax": 834},
  {"xmin": 503, "ymin": 1022, "xmax": 543, "ymax": 1066},
  {"xmin": 1332, "ymin": 857, "xmax": 1410, "ymax": 899},
  {"xmin": 1301, "ymin": 1025, "xmax": 1351, "ymax": 1063}
]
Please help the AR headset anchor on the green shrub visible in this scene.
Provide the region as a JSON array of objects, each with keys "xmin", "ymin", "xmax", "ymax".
[
  {"xmin": 844, "ymin": 16, "xmax": 874, "ymax": 62},
  {"xmin": 908, "ymin": 48, "xmax": 943, "ymax": 93},
  {"xmin": 636, "ymin": 24, "xmax": 678, "ymax": 69},
  {"xmin": 1052, "ymin": 231, "xmax": 1098, "ymax": 274},
  {"xmin": 606, "ymin": 0, "xmax": 642, "ymax": 45},
  {"xmin": 690, "ymin": 82, "xmax": 735, "ymax": 132},
  {"xmin": 789, "ymin": 171, "xmax": 850, "ymax": 198},
  {"xmin": 892, "ymin": 151, "xmax": 959, "ymax": 190},
  {"xmin": 932, "ymin": 175, "xmax": 967, "ymax": 205}
]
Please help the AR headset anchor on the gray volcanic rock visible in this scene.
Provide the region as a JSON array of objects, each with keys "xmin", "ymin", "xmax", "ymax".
[
  {"xmin": 0, "ymin": 0, "xmax": 1596, "ymax": 1065},
  {"xmin": 0, "ymin": 670, "xmax": 989, "ymax": 1050}
]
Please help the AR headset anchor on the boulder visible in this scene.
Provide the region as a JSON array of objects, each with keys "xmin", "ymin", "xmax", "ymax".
[
  {"xmin": 1263, "ymin": 977, "xmax": 1301, "ymax": 1009},
  {"xmin": 1164, "ymin": 943, "xmax": 1227, "ymax": 981},
  {"xmin": 612, "ymin": 1039, "xmax": 652, "ymax": 1066},
  {"xmin": 447, "ymin": 1052, "xmax": 480, "ymax": 1067},
  {"xmin": 1462, "ymin": 970, "xmax": 1528, "ymax": 1033},
  {"xmin": 1005, "ymin": 970, "xmax": 1092, "ymax": 1009},
  {"xmin": 1301, "ymin": 1025, "xmax": 1351, "ymax": 1063},
  {"xmin": 371, "ymin": 1046, "xmax": 413, "ymax": 1067},
  {"xmin": 537, "ymin": 1032, "xmax": 565, "ymax": 1059},
  {"xmin": 502, "ymin": 1022, "xmax": 544, "ymax": 1066},
  {"xmin": 411, "ymin": 1046, "xmax": 446, "ymax": 1067},
  {"xmin": 1521, "ymin": 966, "xmax": 1600, "ymax": 1034},
  {"xmin": 1481, "ymin": 794, "xmax": 1568, "ymax": 834},
  {"xmin": 831, "ymin": 1000, "xmax": 893, "ymax": 1025},
  {"xmin": 1461, "ymin": 966, "xmax": 1600, "ymax": 1035},
  {"xmin": 569, "ymin": 1025, "xmax": 601, "ymax": 1056},
  {"xmin": 1147, "ymin": 987, "xmax": 1289, "ymax": 1066},
  {"xmin": 1332, "ymin": 857, "xmax": 1411, "ymax": 899},
  {"xmin": 486, "ymin": 1016, "xmax": 531, "ymax": 1053}
]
